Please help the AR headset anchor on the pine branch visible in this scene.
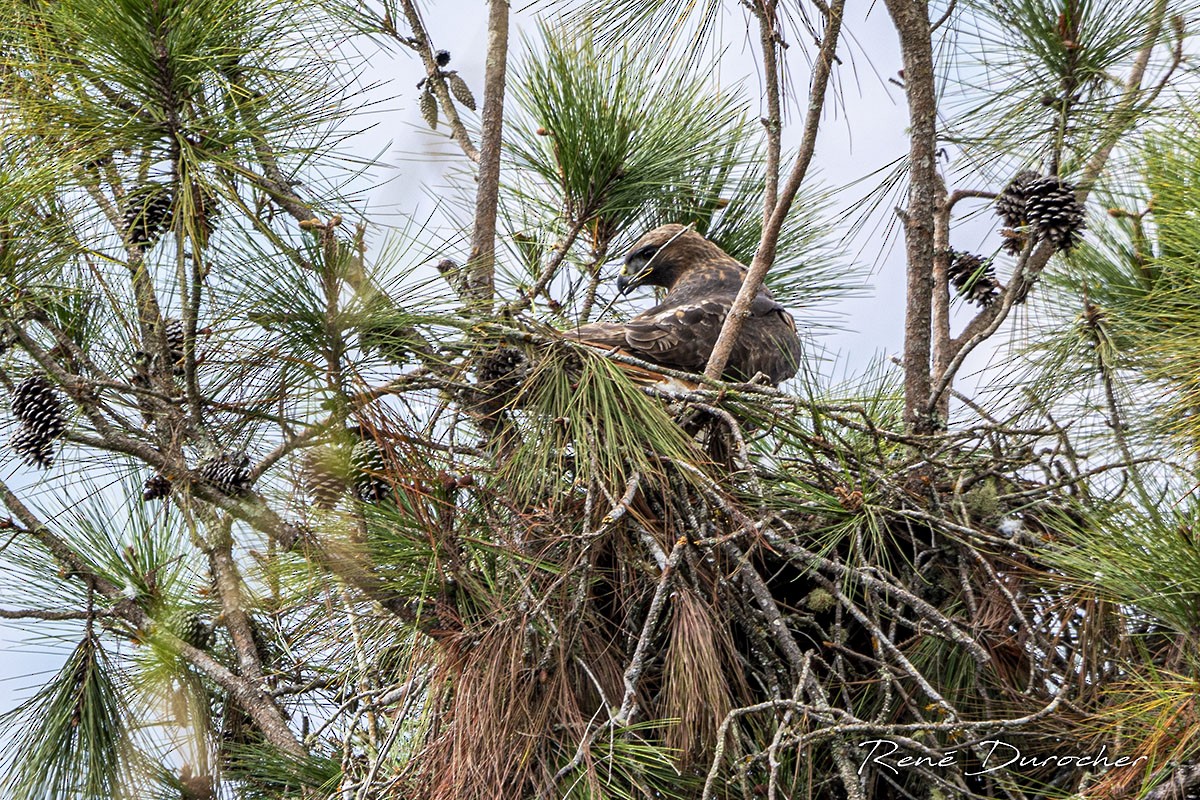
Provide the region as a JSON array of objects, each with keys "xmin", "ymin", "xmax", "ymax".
[
  {"xmin": 188, "ymin": 484, "xmax": 443, "ymax": 638},
  {"xmin": 5, "ymin": 323, "xmax": 151, "ymax": 444},
  {"xmin": 465, "ymin": 0, "xmax": 511, "ymax": 304},
  {"xmin": 239, "ymin": 156, "xmax": 444, "ymax": 375},
  {"xmin": 180, "ymin": 186, "xmax": 207, "ymax": 433},
  {"xmin": 929, "ymin": 4, "xmax": 1174, "ymax": 410},
  {"xmin": 79, "ymin": 176, "xmax": 166, "ymax": 351},
  {"xmin": 884, "ymin": 0, "xmax": 940, "ymax": 433},
  {"xmin": 393, "ymin": 0, "xmax": 480, "ymax": 163},
  {"xmin": 0, "ymin": 479, "xmax": 306, "ymax": 755},
  {"xmin": 704, "ymin": 0, "xmax": 844, "ymax": 382},
  {"xmin": 0, "ymin": 481, "xmax": 120, "ymax": 598}
]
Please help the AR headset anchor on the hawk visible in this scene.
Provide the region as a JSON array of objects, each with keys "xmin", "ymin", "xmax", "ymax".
[{"xmin": 566, "ymin": 224, "xmax": 802, "ymax": 386}]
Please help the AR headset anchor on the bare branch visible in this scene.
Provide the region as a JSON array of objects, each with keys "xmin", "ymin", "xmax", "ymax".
[
  {"xmin": 205, "ymin": 514, "xmax": 271, "ymax": 684},
  {"xmin": 0, "ymin": 607, "xmax": 107, "ymax": 621},
  {"xmin": 756, "ymin": 0, "xmax": 784, "ymax": 224},
  {"xmin": 703, "ymin": 0, "xmax": 845, "ymax": 381},
  {"xmin": 465, "ymin": 0, "xmax": 511, "ymax": 304},
  {"xmin": 884, "ymin": 0, "xmax": 941, "ymax": 432}
]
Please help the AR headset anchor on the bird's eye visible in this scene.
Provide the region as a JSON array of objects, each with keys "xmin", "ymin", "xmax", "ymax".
[{"xmin": 635, "ymin": 245, "xmax": 658, "ymax": 261}]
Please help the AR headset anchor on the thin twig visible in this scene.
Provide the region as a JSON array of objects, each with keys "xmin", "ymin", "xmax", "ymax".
[
  {"xmin": 756, "ymin": 0, "xmax": 784, "ymax": 225},
  {"xmin": 393, "ymin": 0, "xmax": 480, "ymax": 163},
  {"xmin": 505, "ymin": 216, "xmax": 588, "ymax": 315},
  {"xmin": 929, "ymin": 0, "xmax": 958, "ymax": 32}
]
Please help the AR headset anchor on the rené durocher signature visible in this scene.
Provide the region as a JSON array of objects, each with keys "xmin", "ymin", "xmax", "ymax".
[{"xmin": 858, "ymin": 738, "xmax": 1147, "ymax": 776}]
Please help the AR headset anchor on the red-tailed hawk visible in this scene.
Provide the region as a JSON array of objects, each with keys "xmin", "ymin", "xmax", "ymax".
[{"xmin": 566, "ymin": 224, "xmax": 802, "ymax": 386}]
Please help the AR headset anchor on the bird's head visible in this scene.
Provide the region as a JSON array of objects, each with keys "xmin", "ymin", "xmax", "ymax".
[{"xmin": 617, "ymin": 224, "xmax": 724, "ymax": 294}]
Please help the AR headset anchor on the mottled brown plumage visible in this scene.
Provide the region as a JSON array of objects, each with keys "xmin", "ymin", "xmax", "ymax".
[{"xmin": 566, "ymin": 224, "xmax": 802, "ymax": 385}]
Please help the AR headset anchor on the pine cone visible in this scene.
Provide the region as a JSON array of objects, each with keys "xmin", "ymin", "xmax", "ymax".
[
  {"xmin": 419, "ymin": 87, "xmax": 438, "ymax": 130},
  {"xmin": 300, "ymin": 447, "xmax": 350, "ymax": 509},
  {"xmin": 946, "ymin": 249, "xmax": 1000, "ymax": 307},
  {"xmin": 170, "ymin": 611, "xmax": 214, "ymax": 650},
  {"xmin": 180, "ymin": 765, "xmax": 215, "ymax": 800},
  {"xmin": 995, "ymin": 171, "xmax": 1041, "ymax": 255},
  {"xmin": 12, "ymin": 375, "xmax": 63, "ymax": 427},
  {"xmin": 9, "ymin": 376, "xmax": 67, "ymax": 469},
  {"xmin": 143, "ymin": 473, "xmax": 172, "ymax": 501},
  {"xmin": 248, "ymin": 616, "xmax": 279, "ymax": 671},
  {"xmin": 161, "ymin": 317, "xmax": 186, "ymax": 371},
  {"xmin": 351, "ymin": 439, "xmax": 390, "ymax": 503},
  {"xmin": 476, "ymin": 346, "xmax": 528, "ymax": 392},
  {"xmin": 473, "ymin": 346, "xmax": 529, "ymax": 416},
  {"xmin": 995, "ymin": 171, "xmax": 1086, "ymax": 254},
  {"xmin": 1025, "ymin": 177, "xmax": 1086, "ymax": 251},
  {"xmin": 198, "ymin": 451, "xmax": 253, "ymax": 496},
  {"xmin": 995, "ymin": 171, "xmax": 1040, "ymax": 229},
  {"xmin": 10, "ymin": 426, "xmax": 56, "ymax": 469},
  {"xmin": 124, "ymin": 183, "xmax": 175, "ymax": 248},
  {"xmin": 448, "ymin": 73, "xmax": 476, "ymax": 110}
]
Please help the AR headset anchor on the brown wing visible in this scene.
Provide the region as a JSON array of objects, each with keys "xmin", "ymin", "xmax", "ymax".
[
  {"xmin": 737, "ymin": 295, "xmax": 802, "ymax": 384},
  {"xmin": 734, "ymin": 303, "xmax": 802, "ymax": 385},
  {"xmin": 562, "ymin": 321, "xmax": 629, "ymax": 350},
  {"xmin": 563, "ymin": 291, "xmax": 801, "ymax": 385},
  {"xmin": 623, "ymin": 298, "xmax": 731, "ymax": 374}
]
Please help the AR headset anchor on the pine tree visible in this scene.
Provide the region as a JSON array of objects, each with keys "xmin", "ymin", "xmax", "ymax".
[{"xmin": 0, "ymin": 0, "xmax": 1198, "ymax": 798}]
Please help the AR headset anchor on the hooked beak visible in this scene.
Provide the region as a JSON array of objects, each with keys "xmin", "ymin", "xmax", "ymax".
[
  {"xmin": 616, "ymin": 260, "xmax": 653, "ymax": 295},
  {"xmin": 605, "ymin": 254, "xmax": 637, "ymax": 295}
]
